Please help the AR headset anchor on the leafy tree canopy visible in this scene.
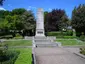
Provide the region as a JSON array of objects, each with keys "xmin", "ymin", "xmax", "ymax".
[
  {"xmin": 0, "ymin": 8, "xmax": 35, "ymax": 36},
  {"xmin": 45, "ymin": 9, "xmax": 68, "ymax": 32},
  {"xmin": 11, "ymin": 8, "xmax": 27, "ymax": 15},
  {"xmin": 72, "ymin": 4, "xmax": 85, "ymax": 35}
]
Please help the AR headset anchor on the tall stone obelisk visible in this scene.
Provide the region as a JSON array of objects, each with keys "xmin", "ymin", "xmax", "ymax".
[{"xmin": 35, "ymin": 8, "xmax": 45, "ymax": 36}]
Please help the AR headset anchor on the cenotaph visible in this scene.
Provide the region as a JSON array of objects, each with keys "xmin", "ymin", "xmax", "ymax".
[
  {"xmin": 35, "ymin": 8, "xmax": 45, "ymax": 37},
  {"xmin": 34, "ymin": 8, "xmax": 57, "ymax": 47}
]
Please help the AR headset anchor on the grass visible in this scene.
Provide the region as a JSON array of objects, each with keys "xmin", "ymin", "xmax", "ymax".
[
  {"xmin": 0, "ymin": 40, "xmax": 32, "ymax": 64},
  {"xmin": 0, "ymin": 40, "xmax": 32, "ymax": 46},
  {"xmin": 56, "ymin": 39, "xmax": 85, "ymax": 46},
  {"xmin": 10, "ymin": 48, "xmax": 32, "ymax": 64}
]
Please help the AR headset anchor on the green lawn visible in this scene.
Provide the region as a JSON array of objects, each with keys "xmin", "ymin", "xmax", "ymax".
[
  {"xmin": 56, "ymin": 39, "xmax": 85, "ymax": 46},
  {"xmin": 11, "ymin": 48, "xmax": 32, "ymax": 64},
  {"xmin": 0, "ymin": 40, "xmax": 32, "ymax": 46}
]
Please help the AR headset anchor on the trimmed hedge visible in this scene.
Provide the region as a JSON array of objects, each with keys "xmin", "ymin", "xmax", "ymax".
[
  {"xmin": 47, "ymin": 31, "xmax": 75, "ymax": 38},
  {"xmin": 0, "ymin": 35, "xmax": 13, "ymax": 39},
  {"xmin": 47, "ymin": 31, "xmax": 73, "ymax": 36},
  {"xmin": 47, "ymin": 32, "xmax": 63, "ymax": 36},
  {"xmin": 63, "ymin": 36, "xmax": 76, "ymax": 39}
]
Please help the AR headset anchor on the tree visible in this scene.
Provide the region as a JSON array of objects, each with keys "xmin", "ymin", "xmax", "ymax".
[
  {"xmin": 72, "ymin": 4, "xmax": 85, "ymax": 36},
  {"xmin": 0, "ymin": 0, "xmax": 5, "ymax": 6},
  {"xmin": 10, "ymin": 8, "xmax": 27, "ymax": 31},
  {"xmin": 45, "ymin": 9, "xmax": 68, "ymax": 32},
  {"xmin": 20, "ymin": 11, "xmax": 35, "ymax": 36},
  {"xmin": 0, "ymin": 8, "xmax": 35, "ymax": 36},
  {"xmin": 0, "ymin": 10, "xmax": 11, "ymax": 19},
  {"xmin": 59, "ymin": 15, "xmax": 68, "ymax": 30},
  {"xmin": 0, "ymin": 11, "xmax": 22, "ymax": 37},
  {"xmin": 11, "ymin": 8, "xmax": 26, "ymax": 15},
  {"xmin": 5, "ymin": 15, "xmax": 21, "ymax": 30},
  {"xmin": 44, "ymin": 11, "xmax": 48, "ymax": 23}
]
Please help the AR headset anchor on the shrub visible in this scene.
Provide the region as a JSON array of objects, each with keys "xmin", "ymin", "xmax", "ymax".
[
  {"xmin": 14, "ymin": 33, "xmax": 23, "ymax": 39},
  {"xmin": 0, "ymin": 48, "xmax": 19, "ymax": 64},
  {"xmin": 76, "ymin": 32, "xmax": 81, "ymax": 37},
  {"xmin": 80, "ymin": 35, "xmax": 85, "ymax": 41},
  {"xmin": 14, "ymin": 37, "xmax": 23, "ymax": 39},
  {"xmin": 0, "ymin": 31, "xmax": 11, "ymax": 36},
  {"xmin": 2, "ymin": 51, "xmax": 19, "ymax": 64},
  {"xmin": 80, "ymin": 48, "xmax": 85, "ymax": 55},
  {"xmin": 62, "ymin": 32, "xmax": 67, "ymax": 36},
  {"xmin": 66, "ymin": 30, "xmax": 73, "ymax": 36},
  {"xmin": 15, "ymin": 33, "xmax": 21, "ymax": 37}
]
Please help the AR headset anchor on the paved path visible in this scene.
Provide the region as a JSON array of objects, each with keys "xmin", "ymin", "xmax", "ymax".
[{"xmin": 35, "ymin": 48, "xmax": 85, "ymax": 64}]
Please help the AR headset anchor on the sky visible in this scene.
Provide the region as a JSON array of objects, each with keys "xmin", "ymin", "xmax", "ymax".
[{"xmin": 0, "ymin": 0, "xmax": 85, "ymax": 18}]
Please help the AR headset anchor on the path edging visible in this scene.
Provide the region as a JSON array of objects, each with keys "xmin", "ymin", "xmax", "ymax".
[{"xmin": 74, "ymin": 52, "xmax": 85, "ymax": 59}]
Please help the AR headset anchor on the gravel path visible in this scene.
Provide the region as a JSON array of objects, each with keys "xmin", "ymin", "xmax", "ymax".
[{"xmin": 35, "ymin": 48, "xmax": 85, "ymax": 64}]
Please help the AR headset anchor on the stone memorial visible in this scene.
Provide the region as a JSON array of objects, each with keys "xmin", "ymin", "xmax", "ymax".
[
  {"xmin": 35, "ymin": 8, "xmax": 45, "ymax": 37},
  {"xmin": 34, "ymin": 8, "xmax": 57, "ymax": 47}
]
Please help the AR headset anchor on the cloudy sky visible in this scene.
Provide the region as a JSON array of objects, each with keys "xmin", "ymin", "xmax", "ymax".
[{"xmin": 1, "ymin": 0, "xmax": 85, "ymax": 18}]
